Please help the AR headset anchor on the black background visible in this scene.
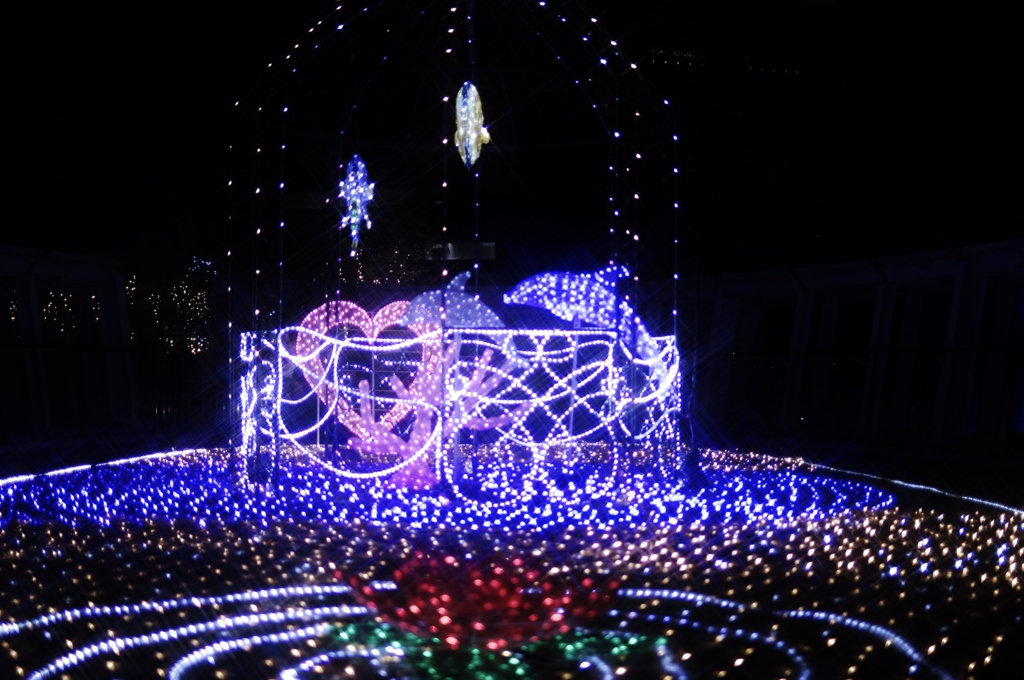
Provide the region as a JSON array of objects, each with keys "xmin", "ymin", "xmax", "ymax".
[{"xmin": 1, "ymin": 0, "xmax": 1018, "ymax": 268}]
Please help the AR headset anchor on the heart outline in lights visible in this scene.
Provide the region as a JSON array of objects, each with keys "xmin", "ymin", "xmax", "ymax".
[{"xmin": 294, "ymin": 300, "xmax": 442, "ymax": 454}]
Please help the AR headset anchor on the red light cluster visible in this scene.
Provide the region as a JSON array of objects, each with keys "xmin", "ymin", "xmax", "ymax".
[{"xmin": 354, "ymin": 552, "xmax": 618, "ymax": 650}]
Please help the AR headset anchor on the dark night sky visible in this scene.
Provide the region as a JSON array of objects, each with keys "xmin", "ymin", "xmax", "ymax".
[{"xmin": 1, "ymin": 1, "xmax": 1020, "ymax": 275}]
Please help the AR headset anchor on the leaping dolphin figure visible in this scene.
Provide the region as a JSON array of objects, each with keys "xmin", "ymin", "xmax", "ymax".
[
  {"xmin": 401, "ymin": 271, "xmax": 520, "ymax": 366},
  {"xmin": 503, "ymin": 266, "xmax": 670, "ymax": 387},
  {"xmin": 400, "ymin": 271, "xmax": 503, "ymax": 328}
]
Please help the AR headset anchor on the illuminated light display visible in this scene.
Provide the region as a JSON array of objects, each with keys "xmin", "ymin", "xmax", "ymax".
[
  {"xmin": 28, "ymin": 608, "xmax": 361, "ymax": 680},
  {"xmin": 0, "ymin": 447, "xmax": 896, "ymax": 530},
  {"xmin": 288, "ymin": 298, "xmax": 442, "ymax": 489},
  {"xmin": 454, "ymin": 82, "xmax": 490, "ymax": 168},
  {"xmin": 1, "ymin": 448, "xmax": 1020, "ymax": 678},
  {"xmin": 243, "ymin": 267, "xmax": 682, "ymax": 493},
  {"xmin": 339, "ymin": 154, "xmax": 375, "ymax": 256},
  {"xmin": 42, "ymin": 290, "xmax": 76, "ymax": 340},
  {"xmin": 6, "ymin": 4, "xmax": 1021, "ymax": 678},
  {"xmin": 0, "ymin": 583, "xmax": 353, "ymax": 639}
]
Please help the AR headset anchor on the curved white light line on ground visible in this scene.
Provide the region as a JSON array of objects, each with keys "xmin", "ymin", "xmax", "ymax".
[
  {"xmin": 278, "ymin": 646, "xmax": 406, "ymax": 680},
  {"xmin": 169, "ymin": 624, "xmax": 331, "ymax": 680},
  {"xmin": 621, "ymin": 588, "xmax": 953, "ymax": 680},
  {"xmin": 809, "ymin": 461, "xmax": 1024, "ymax": 516},
  {"xmin": 578, "ymin": 655, "xmax": 615, "ymax": 680},
  {"xmin": 656, "ymin": 640, "xmax": 687, "ymax": 679},
  {"xmin": 0, "ymin": 450, "xmax": 202, "ymax": 488},
  {"xmin": 27, "ymin": 605, "xmax": 369, "ymax": 680},
  {"xmin": 0, "ymin": 584, "xmax": 352, "ymax": 638}
]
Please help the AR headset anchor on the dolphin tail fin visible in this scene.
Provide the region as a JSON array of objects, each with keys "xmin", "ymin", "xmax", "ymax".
[{"xmin": 447, "ymin": 270, "xmax": 473, "ymax": 294}]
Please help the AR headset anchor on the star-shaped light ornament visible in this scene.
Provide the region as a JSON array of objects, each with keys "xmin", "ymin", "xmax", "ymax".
[
  {"xmin": 454, "ymin": 81, "xmax": 490, "ymax": 169},
  {"xmin": 339, "ymin": 154, "xmax": 375, "ymax": 256}
]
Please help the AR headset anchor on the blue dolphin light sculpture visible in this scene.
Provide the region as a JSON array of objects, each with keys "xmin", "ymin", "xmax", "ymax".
[
  {"xmin": 401, "ymin": 271, "xmax": 522, "ymax": 366},
  {"xmin": 503, "ymin": 266, "xmax": 669, "ymax": 386}
]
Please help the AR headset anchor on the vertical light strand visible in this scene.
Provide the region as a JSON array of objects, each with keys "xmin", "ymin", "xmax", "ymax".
[
  {"xmin": 467, "ymin": 0, "xmax": 481, "ymax": 297},
  {"xmin": 611, "ymin": 97, "xmax": 621, "ymax": 268},
  {"xmin": 467, "ymin": 0, "xmax": 480, "ymax": 461},
  {"xmin": 227, "ymin": 103, "xmax": 237, "ymax": 458},
  {"xmin": 630, "ymin": 86, "xmax": 640, "ymax": 461},
  {"xmin": 441, "ymin": 94, "xmax": 450, "ymax": 281},
  {"xmin": 441, "ymin": 0, "xmax": 454, "ymax": 283},
  {"xmin": 669, "ymin": 106, "xmax": 679, "ymax": 362},
  {"xmin": 278, "ymin": 106, "xmax": 287, "ymax": 344},
  {"xmin": 689, "ymin": 152, "xmax": 701, "ymax": 480},
  {"xmin": 440, "ymin": 5, "xmax": 457, "ymax": 483},
  {"xmin": 609, "ymin": 125, "xmax": 616, "ymax": 266},
  {"xmin": 609, "ymin": 95, "xmax": 623, "ymax": 462},
  {"xmin": 336, "ymin": 138, "xmax": 345, "ymax": 299},
  {"xmin": 669, "ymin": 99, "xmax": 683, "ymax": 478},
  {"xmin": 252, "ymin": 100, "xmax": 264, "ymax": 489},
  {"xmin": 252, "ymin": 104, "xmax": 262, "ymax": 333},
  {"xmin": 275, "ymin": 104, "xmax": 288, "ymax": 486}
]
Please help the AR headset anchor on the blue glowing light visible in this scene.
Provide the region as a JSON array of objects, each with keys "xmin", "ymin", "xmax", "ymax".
[
  {"xmin": 338, "ymin": 154, "xmax": 374, "ymax": 256},
  {"xmin": 504, "ymin": 266, "xmax": 671, "ymax": 387},
  {"xmin": 0, "ymin": 449, "xmax": 895, "ymax": 532},
  {"xmin": 399, "ymin": 271, "xmax": 504, "ymax": 329}
]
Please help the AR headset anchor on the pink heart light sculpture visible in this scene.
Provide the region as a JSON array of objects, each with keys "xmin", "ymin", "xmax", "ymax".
[{"xmin": 294, "ymin": 300, "xmax": 442, "ymax": 487}]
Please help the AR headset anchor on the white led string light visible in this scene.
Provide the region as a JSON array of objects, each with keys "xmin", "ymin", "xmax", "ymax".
[
  {"xmin": 26, "ymin": 606, "xmax": 368, "ymax": 680},
  {"xmin": 656, "ymin": 640, "xmax": 688, "ymax": 680},
  {"xmin": 169, "ymin": 624, "xmax": 332, "ymax": 680},
  {"xmin": 616, "ymin": 587, "xmax": 958, "ymax": 680},
  {"xmin": 279, "ymin": 646, "xmax": 408, "ymax": 680},
  {"xmin": 0, "ymin": 584, "xmax": 352, "ymax": 639},
  {"xmin": 578, "ymin": 655, "xmax": 615, "ymax": 680},
  {"xmin": 605, "ymin": 599, "xmax": 810, "ymax": 680}
]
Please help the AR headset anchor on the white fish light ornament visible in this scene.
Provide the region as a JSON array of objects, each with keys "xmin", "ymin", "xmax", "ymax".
[
  {"xmin": 454, "ymin": 82, "xmax": 490, "ymax": 169},
  {"xmin": 339, "ymin": 154, "xmax": 375, "ymax": 256}
]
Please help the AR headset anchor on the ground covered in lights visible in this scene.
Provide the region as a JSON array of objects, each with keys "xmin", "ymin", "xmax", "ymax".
[{"xmin": 0, "ymin": 449, "xmax": 1021, "ymax": 680}]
